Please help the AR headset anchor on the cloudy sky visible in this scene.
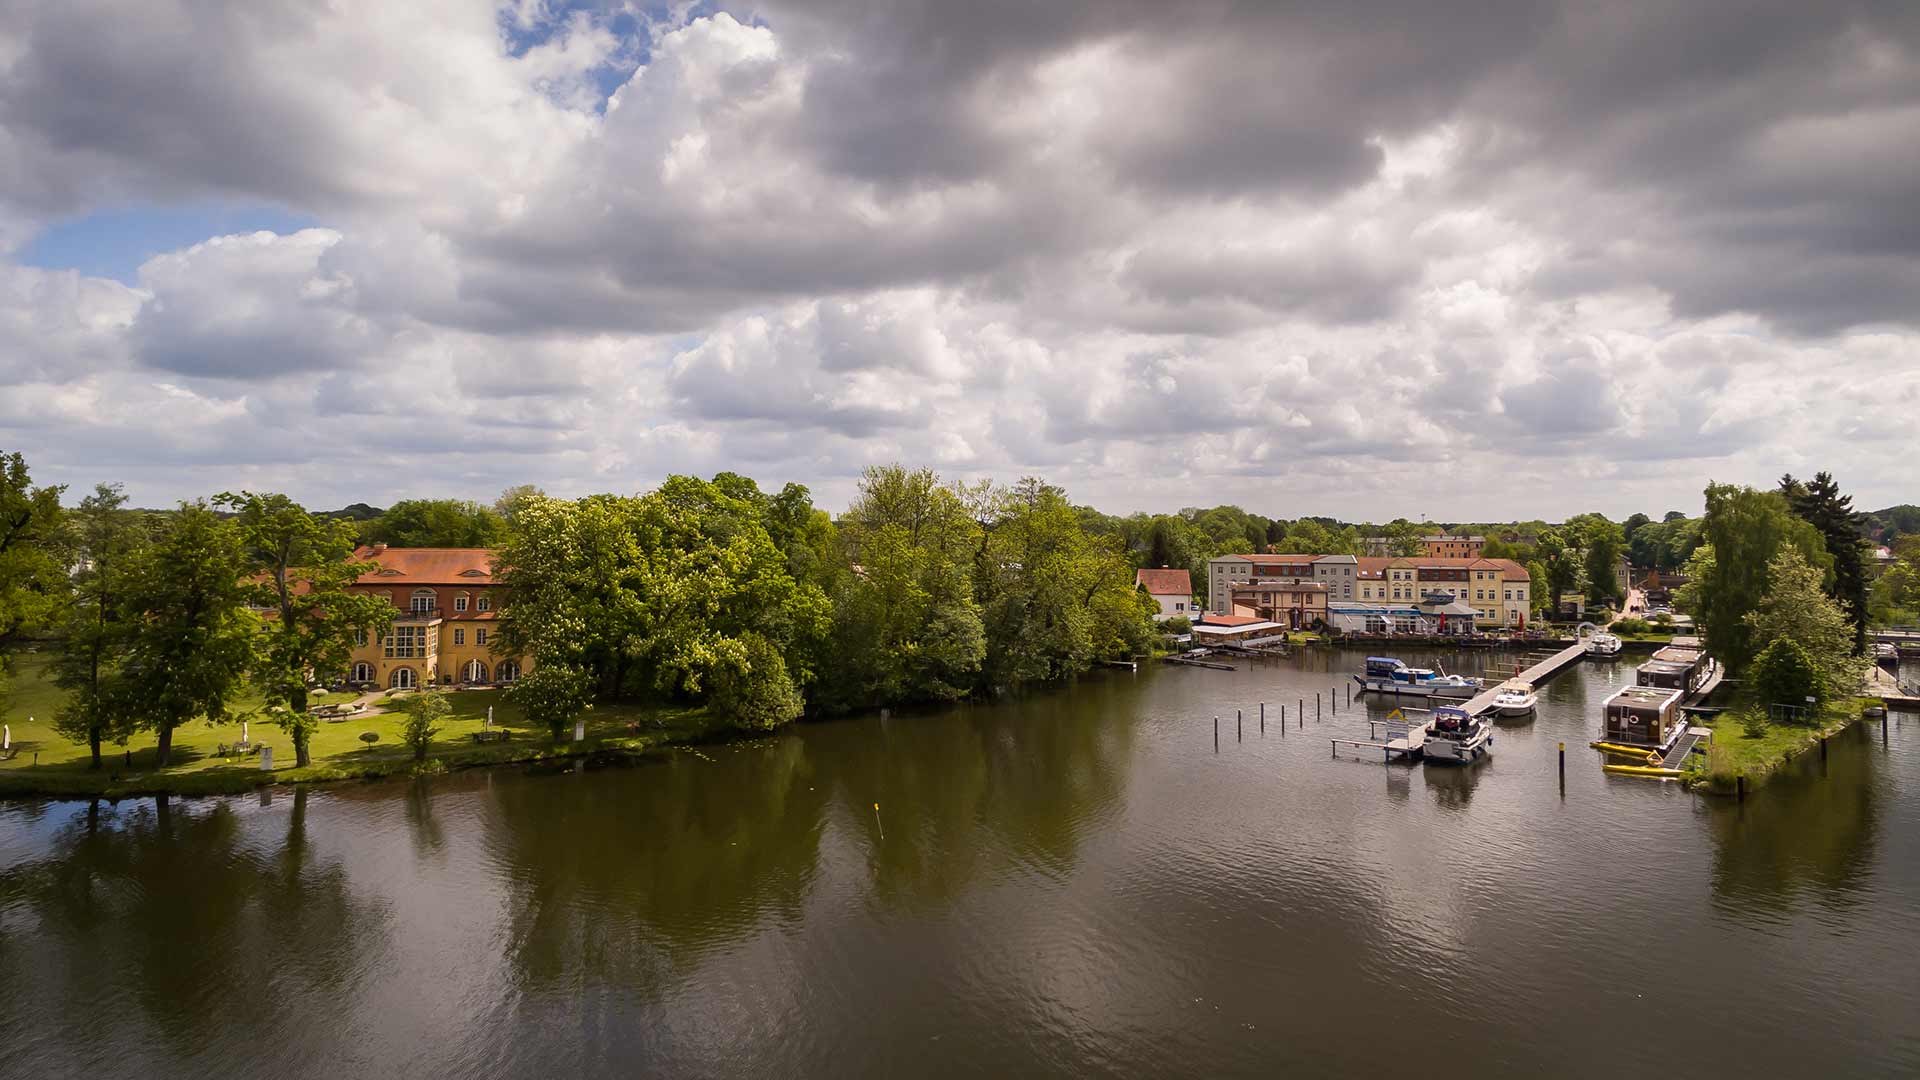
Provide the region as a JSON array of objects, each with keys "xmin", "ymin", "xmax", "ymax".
[{"xmin": 2, "ymin": 0, "xmax": 1916, "ymax": 520}]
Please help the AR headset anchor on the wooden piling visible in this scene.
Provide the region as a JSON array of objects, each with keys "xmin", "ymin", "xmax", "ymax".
[
  {"xmin": 1214, "ymin": 716, "xmax": 1219, "ymax": 752},
  {"xmin": 1316, "ymin": 692, "xmax": 1322, "ymax": 722},
  {"xmin": 1260, "ymin": 701, "xmax": 1265, "ymax": 734},
  {"xmin": 1237, "ymin": 708, "xmax": 1243, "ymax": 742},
  {"xmin": 1558, "ymin": 741, "xmax": 1565, "ymax": 792},
  {"xmin": 1736, "ymin": 772, "xmax": 1745, "ymax": 801}
]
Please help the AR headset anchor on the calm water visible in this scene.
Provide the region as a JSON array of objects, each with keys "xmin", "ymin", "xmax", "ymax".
[{"xmin": 2, "ymin": 647, "xmax": 1916, "ymax": 1078}]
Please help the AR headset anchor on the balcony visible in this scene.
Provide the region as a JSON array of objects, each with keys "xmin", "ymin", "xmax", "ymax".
[{"xmin": 393, "ymin": 606, "xmax": 445, "ymax": 622}]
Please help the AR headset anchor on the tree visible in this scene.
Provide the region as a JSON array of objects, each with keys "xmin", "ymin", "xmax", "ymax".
[
  {"xmin": 400, "ymin": 691, "xmax": 449, "ymax": 761},
  {"xmin": 0, "ymin": 451, "xmax": 66, "ymax": 697},
  {"xmin": 361, "ymin": 498, "xmax": 507, "ymax": 548},
  {"xmin": 492, "ymin": 493, "xmax": 648, "ymax": 699},
  {"xmin": 1623, "ymin": 512, "xmax": 1651, "ymax": 539},
  {"xmin": 51, "ymin": 484, "xmax": 147, "ymax": 769},
  {"xmin": 1780, "ymin": 471, "xmax": 1869, "ymax": 653},
  {"xmin": 510, "ymin": 659, "xmax": 593, "ymax": 740},
  {"xmin": 118, "ymin": 503, "xmax": 257, "ymax": 766},
  {"xmin": 706, "ymin": 631, "xmax": 805, "ymax": 730},
  {"xmin": 1871, "ymin": 537, "xmax": 1920, "ymax": 626},
  {"xmin": 1744, "ymin": 546, "xmax": 1860, "ymax": 700},
  {"xmin": 1527, "ymin": 560, "xmax": 1550, "ymax": 616},
  {"xmin": 1575, "ymin": 515, "xmax": 1625, "ymax": 606},
  {"xmin": 1749, "ymin": 638, "xmax": 1823, "ymax": 716},
  {"xmin": 1536, "ymin": 529, "xmax": 1581, "ymax": 614},
  {"xmin": 219, "ymin": 491, "xmax": 398, "ymax": 768},
  {"xmin": 494, "ymin": 484, "xmax": 547, "ymax": 524},
  {"xmin": 1696, "ymin": 483, "xmax": 1831, "ymax": 672},
  {"xmin": 1379, "ymin": 518, "xmax": 1424, "ymax": 557}
]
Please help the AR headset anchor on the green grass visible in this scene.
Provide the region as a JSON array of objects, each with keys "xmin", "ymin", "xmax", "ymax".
[
  {"xmin": 2, "ymin": 649, "xmax": 717, "ymax": 798},
  {"xmin": 1689, "ymin": 696, "xmax": 1871, "ymax": 794}
]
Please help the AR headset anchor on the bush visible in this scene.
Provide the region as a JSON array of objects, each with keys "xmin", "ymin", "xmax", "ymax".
[
  {"xmin": 1162, "ymin": 615, "xmax": 1192, "ymax": 634},
  {"xmin": 1739, "ymin": 708, "xmax": 1769, "ymax": 739},
  {"xmin": 1611, "ymin": 617, "xmax": 1654, "ymax": 635},
  {"xmin": 401, "ymin": 692, "xmax": 449, "ymax": 761},
  {"xmin": 358, "ymin": 731, "xmax": 380, "ymax": 750},
  {"xmin": 1651, "ymin": 611, "xmax": 1673, "ymax": 626},
  {"xmin": 1751, "ymin": 637, "xmax": 1823, "ymax": 716}
]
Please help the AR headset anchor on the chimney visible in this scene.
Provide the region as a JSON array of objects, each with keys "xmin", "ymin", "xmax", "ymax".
[{"xmin": 371, "ymin": 542, "xmax": 388, "ymax": 554}]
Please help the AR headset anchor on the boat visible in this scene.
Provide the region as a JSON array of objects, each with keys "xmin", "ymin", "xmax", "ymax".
[
  {"xmin": 1490, "ymin": 681, "xmax": 1537, "ymax": 718},
  {"xmin": 1352, "ymin": 656, "xmax": 1482, "ymax": 699},
  {"xmin": 1585, "ymin": 631, "xmax": 1623, "ymax": 657},
  {"xmin": 1421, "ymin": 705, "xmax": 1493, "ymax": 764}
]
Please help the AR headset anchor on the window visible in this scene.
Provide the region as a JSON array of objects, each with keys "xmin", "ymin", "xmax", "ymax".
[
  {"xmin": 353, "ymin": 628, "xmax": 366, "ymax": 646},
  {"xmin": 351, "ymin": 662, "xmax": 373, "ymax": 683},
  {"xmin": 463, "ymin": 659, "xmax": 488, "ymax": 683},
  {"xmin": 1175, "ymin": 602, "xmax": 1185, "ymax": 611},
  {"xmin": 477, "ymin": 595, "xmax": 491, "ymax": 612},
  {"xmin": 496, "ymin": 660, "xmax": 520, "ymax": 683},
  {"xmin": 454, "ymin": 629, "xmax": 465, "ymax": 645},
  {"xmin": 409, "ymin": 589, "xmax": 435, "ymax": 614},
  {"xmin": 389, "ymin": 667, "xmax": 416, "ymax": 690},
  {"xmin": 384, "ymin": 626, "xmax": 426, "ymax": 659},
  {"xmin": 454, "ymin": 595, "xmax": 468, "ymax": 612},
  {"xmin": 476, "ymin": 629, "xmax": 488, "ymax": 645}
]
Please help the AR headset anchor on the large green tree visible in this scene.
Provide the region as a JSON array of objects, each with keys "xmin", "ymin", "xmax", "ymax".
[
  {"xmin": 1744, "ymin": 546, "xmax": 1861, "ymax": 700},
  {"xmin": 219, "ymin": 492, "xmax": 397, "ymax": 767},
  {"xmin": 1780, "ymin": 472, "xmax": 1869, "ymax": 653},
  {"xmin": 1535, "ymin": 528, "xmax": 1582, "ymax": 614},
  {"xmin": 0, "ymin": 450, "xmax": 66, "ymax": 661},
  {"xmin": 361, "ymin": 498, "xmax": 507, "ymax": 548},
  {"xmin": 118, "ymin": 503, "xmax": 257, "ymax": 766},
  {"xmin": 1571, "ymin": 514, "xmax": 1625, "ymax": 606},
  {"xmin": 1695, "ymin": 482, "xmax": 1831, "ymax": 672},
  {"xmin": 51, "ymin": 484, "xmax": 148, "ymax": 768}
]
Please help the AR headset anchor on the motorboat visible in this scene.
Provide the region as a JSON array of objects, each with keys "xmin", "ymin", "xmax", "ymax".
[
  {"xmin": 1353, "ymin": 656, "xmax": 1481, "ymax": 699},
  {"xmin": 1422, "ymin": 705, "xmax": 1493, "ymax": 764},
  {"xmin": 1586, "ymin": 631, "xmax": 1624, "ymax": 657},
  {"xmin": 1490, "ymin": 681, "xmax": 1537, "ymax": 717}
]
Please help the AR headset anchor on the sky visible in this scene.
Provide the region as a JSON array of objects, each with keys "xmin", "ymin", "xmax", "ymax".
[{"xmin": 1, "ymin": 0, "xmax": 1916, "ymax": 520}]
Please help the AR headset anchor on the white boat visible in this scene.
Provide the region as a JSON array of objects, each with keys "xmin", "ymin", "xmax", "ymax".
[
  {"xmin": 1490, "ymin": 682, "xmax": 1537, "ymax": 717},
  {"xmin": 1586, "ymin": 631, "xmax": 1624, "ymax": 657},
  {"xmin": 1422, "ymin": 705, "xmax": 1493, "ymax": 764},
  {"xmin": 1353, "ymin": 656, "xmax": 1482, "ymax": 699}
]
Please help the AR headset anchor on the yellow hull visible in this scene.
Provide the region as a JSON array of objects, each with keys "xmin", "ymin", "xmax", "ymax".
[{"xmin": 1602, "ymin": 764, "xmax": 1684, "ymax": 778}]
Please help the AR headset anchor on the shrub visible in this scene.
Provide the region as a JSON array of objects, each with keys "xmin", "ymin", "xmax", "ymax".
[
  {"xmin": 1162, "ymin": 615, "xmax": 1192, "ymax": 634},
  {"xmin": 401, "ymin": 692, "xmax": 449, "ymax": 762},
  {"xmin": 1751, "ymin": 637, "xmax": 1823, "ymax": 716},
  {"xmin": 1739, "ymin": 708, "xmax": 1769, "ymax": 739},
  {"xmin": 1611, "ymin": 617, "xmax": 1653, "ymax": 635},
  {"xmin": 358, "ymin": 731, "xmax": 380, "ymax": 750}
]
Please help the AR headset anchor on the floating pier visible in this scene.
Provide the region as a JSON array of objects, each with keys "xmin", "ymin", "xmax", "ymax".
[
  {"xmin": 1459, "ymin": 639, "xmax": 1589, "ymax": 717},
  {"xmin": 1330, "ymin": 712, "xmax": 1429, "ymax": 763}
]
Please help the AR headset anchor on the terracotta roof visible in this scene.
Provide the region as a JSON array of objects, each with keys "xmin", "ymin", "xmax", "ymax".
[
  {"xmin": 351, "ymin": 545, "xmax": 499, "ymax": 586},
  {"xmin": 1135, "ymin": 568, "xmax": 1192, "ymax": 595}
]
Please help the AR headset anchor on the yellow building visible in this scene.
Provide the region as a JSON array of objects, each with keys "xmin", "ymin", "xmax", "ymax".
[
  {"xmin": 341, "ymin": 544, "xmax": 531, "ymax": 690},
  {"xmin": 1352, "ymin": 556, "xmax": 1532, "ymax": 626}
]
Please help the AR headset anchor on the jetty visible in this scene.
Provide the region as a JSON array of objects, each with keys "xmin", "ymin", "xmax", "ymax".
[
  {"xmin": 1163, "ymin": 655, "xmax": 1235, "ymax": 671},
  {"xmin": 1330, "ymin": 712, "xmax": 1429, "ymax": 763},
  {"xmin": 1459, "ymin": 639, "xmax": 1588, "ymax": 717}
]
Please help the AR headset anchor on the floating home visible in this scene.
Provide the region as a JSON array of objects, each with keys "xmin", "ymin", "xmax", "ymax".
[
  {"xmin": 1635, "ymin": 644, "xmax": 1707, "ymax": 696},
  {"xmin": 1601, "ymin": 685, "xmax": 1685, "ymax": 746}
]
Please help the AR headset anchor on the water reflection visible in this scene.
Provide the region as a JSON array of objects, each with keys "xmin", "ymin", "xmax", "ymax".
[
  {"xmin": 0, "ymin": 790, "xmax": 388, "ymax": 1073},
  {"xmin": 1707, "ymin": 725, "xmax": 1879, "ymax": 916}
]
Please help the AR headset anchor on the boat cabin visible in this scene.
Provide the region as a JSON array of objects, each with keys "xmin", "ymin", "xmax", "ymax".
[
  {"xmin": 1602, "ymin": 685, "xmax": 1684, "ymax": 745},
  {"xmin": 1365, "ymin": 656, "xmax": 1408, "ymax": 678},
  {"xmin": 1430, "ymin": 706, "xmax": 1474, "ymax": 734},
  {"xmin": 1635, "ymin": 644, "xmax": 1706, "ymax": 695}
]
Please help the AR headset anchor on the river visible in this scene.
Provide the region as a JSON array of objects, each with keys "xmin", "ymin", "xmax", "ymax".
[{"xmin": 2, "ymin": 646, "xmax": 1916, "ymax": 1078}]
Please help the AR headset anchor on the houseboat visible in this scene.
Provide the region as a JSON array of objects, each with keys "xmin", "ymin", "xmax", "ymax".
[
  {"xmin": 1421, "ymin": 705, "xmax": 1493, "ymax": 764},
  {"xmin": 1599, "ymin": 684, "xmax": 1685, "ymax": 747},
  {"xmin": 1353, "ymin": 656, "xmax": 1481, "ymax": 699},
  {"xmin": 1585, "ymin": 631, "xmax": 1623, "ymax": 657},
  {"xmin": 1635, "ymin": 643, "xmax": 1713, "ymax": 700}
]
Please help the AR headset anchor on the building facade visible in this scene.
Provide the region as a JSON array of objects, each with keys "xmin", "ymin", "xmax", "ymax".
[
  {"xmin": 341, "ymin": 544, "xmax": 532, "ymax": 690},
  {"xmin": 1228, "ymin": 580, "xmax": 1328, "ymax": 629},
  {"xmin": 1421, "ymin": 535, "xmax": 1485, "ymax": 559},
  {"xmin": 1135, "ymin": 567, "xmax": 1194, "ymax": 621},
  {"xmin": 1346, "ymin": 555, "xmax": 1533, "ymax": 627}
]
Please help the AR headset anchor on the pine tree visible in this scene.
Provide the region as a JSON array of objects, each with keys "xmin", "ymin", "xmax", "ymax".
[{"xmin": 1779, "ymin": 471, "xmax": 1869, "ymax": 654}]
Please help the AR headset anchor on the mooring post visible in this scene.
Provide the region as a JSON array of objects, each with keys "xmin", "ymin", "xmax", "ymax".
[
  {"xmin": 1331, "ymin": 687, "xmax": 1338, "ymax": 715},
  {"xmin": 1214, "ymin": 716, "xmax": 1219, "ymax": 753},
  {"xmin": 1237, "ymin": 708, "xmax": 1243, "ymax": 742},
  {"xmin": 1736, "ymin": 772, "xmax": 1745, "ymax": 801},
  {"xmin": 1260, "ymin": 701, "xmax": 1266, "ymax": 734},
  {"xmin": 1820, "ymin": 736, "xmax": 1827, "ymax": 763},
  {"xmin": 1317, "ymin": 692, "xmax": 1322, "ymax": 722},
  {"xmin": 1347, "ymin": 683, "xmax": 1353, "ymax": 707},
  {"xmin": 1558, "ymin": 741, "xmax": 1565, "ymax": 792}
]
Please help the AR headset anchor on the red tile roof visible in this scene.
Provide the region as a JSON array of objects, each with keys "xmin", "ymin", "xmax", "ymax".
[
  {"xmin": 350, "ymin": 546, "xmax": 499, "ymax": 586},
  {"xmin": 1135, "ymin": 568, "xmax": 1193, "ymax": 595}
]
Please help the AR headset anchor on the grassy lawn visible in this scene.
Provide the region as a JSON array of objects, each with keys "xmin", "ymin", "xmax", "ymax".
[
  {"xmin": 1691, "ymin": 696, "xmax": 1871, "ymax": 793},
  {"xmin": 2, "ymin": 649, "xmax": 716, "ymax": 798}
]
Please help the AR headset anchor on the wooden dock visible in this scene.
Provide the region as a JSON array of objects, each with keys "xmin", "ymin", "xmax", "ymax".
[
  {"xmin": 1331, "ymin": 714, "xmax": 1429, "ymax": 763},
  {"xmin": 1460, "ymin": 640, "xmax": 1589, "ymax": 717},
  {"xmin": 1163, "ymin": 655, "xmax": 1235, "ymax": 671}
]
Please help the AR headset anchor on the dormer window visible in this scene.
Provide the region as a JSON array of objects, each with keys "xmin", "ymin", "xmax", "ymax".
[
  {"xmin": 454, "ymin": 595, "xmax": 469, "ymax": 612},
  {"xmin": 477, "ymin": 595, "xmax": 491, "ymax": 612},
  {"xmin": 409, "ymin": 589, "xmax": 436, "ymax": 614}
]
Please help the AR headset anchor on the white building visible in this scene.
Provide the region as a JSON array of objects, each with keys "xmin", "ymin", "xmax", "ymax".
[{"xmin": 1135, "ymin": 568, "xmax": 1194, "ymax": 621}]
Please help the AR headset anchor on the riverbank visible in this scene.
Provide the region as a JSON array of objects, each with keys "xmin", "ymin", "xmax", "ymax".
[
  {"xmin": 1688, "ymin": 697, "xmax": 1876, "ymax": 794},
  {"xmin": 0, "ymin": 652, "xmax": 719, "ymax": 799}
]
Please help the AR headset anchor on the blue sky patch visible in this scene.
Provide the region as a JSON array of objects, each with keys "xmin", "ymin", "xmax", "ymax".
[{"xmin": 16, "ymin": 201, "xmax": 316, "ymax": 283}]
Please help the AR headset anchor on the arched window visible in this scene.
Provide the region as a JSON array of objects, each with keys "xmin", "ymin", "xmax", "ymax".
[
  {"xmin": 409, "ymin": 589, "xmax": 436, "ymax": 614},
  {"xmin": 351, "ymin": 662, "xmax": 374, "ymax": 683},
  {"xmin": 390, "ymin": 667, "xmax": 416, "ymax": 690},
  {"xmin": 495, "ymin": 660, "xmax": 520, "ymax": 684},
  {"xmin": 463, "ymin": 659, "xmax": 488, "ymax": 684}
]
